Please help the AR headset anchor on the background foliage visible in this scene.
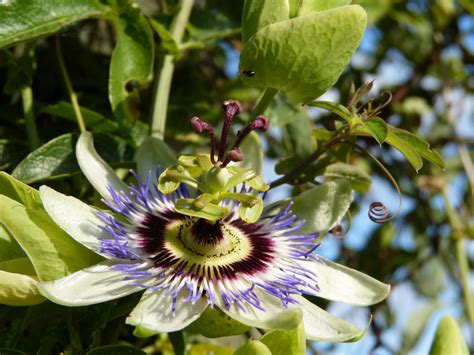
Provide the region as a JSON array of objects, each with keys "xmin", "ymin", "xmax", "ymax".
[{"xmin": 0, "ymin": 0, "xmax": 473, "ymax": 353}]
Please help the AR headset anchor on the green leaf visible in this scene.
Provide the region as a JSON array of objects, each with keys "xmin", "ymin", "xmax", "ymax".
[
  {"xmin": 237, "ymin": 131, "xmax": 264, "ymax": 173},
  {"xmin": 360, "ymin": 117, "xmax": 388, "ymax": 144},
  {"xmin": 284, "ymin": 110, "xmax": 314, "ymax": 157},
  {"xmin": 390, "ymin": 127, "xmax": 444, "ymax": 168},
  {"xmin": 0, "ymin": 195, "xmax": 102, "ymax": 281},
  {"xmin": 308, "ymin": 101, "xmax": 355, "ymax": 125},
  {"xmin": 429, "ymin": 316, "xmax": 469, "ymax": 355},
  {"xmin": 169, "ymin": 331, "xmax": 185, "ymax": 355},
  {"xmin": 175, "ymin": 199, "xmax": 228, "ymax": 221},
  {"xmin": 0, "ymin": 140, "xmax": 28, "ymax": 169},
  {"xmin": 186, "ymin": 307, "xmax": 250, "ymax": 338},
  {"xmin": 412, "ymin": 257, "xmax": 446, "ymax": 298},
  {"xmin": 109, "ymin": 4, "xmax": 154, "ymax": 122},
  {"xmin": 234, "ymin": 340, "xmax": 272, "ymax": 355},
  {"xmin": 0, "ymin": 172, "xmax": 43, "ymax": 210},
  {"xmin": 149, "ymin": 18, "xmax": 179, "ymax": 54},
  {"xmin": 291, "ymin": 180, "xmax": 354, "ymax": 234},
  {"xmin": 260, "ymin": 317, "xmax": 305, "ymax": 355},
  {"xmin": 0, "ymin": 0, "xmax": 108, "ymax": 49},
  {"xmin": 135, "ymin": 137, "xmax": 177, "ymax": 182},
  {"xmin": 385, "ymin": 128, "xmax": 423, "ymax": 172},
  {"xmin": 239, "ymin": 6, "xmax": 367, "ymax": 103},
  {"xmin": 324, "ymin": 162, "xmax": 372, "ymax": 192},
  {"xmin": 296, "ymin": 0, "xmax": 352, "ymax": 16},
  {"xmin": 11, "ymin": 133, "xmax": 134, "ymax": 184},
  {"xmin": 39, "ymin": 101, "xmax": 118, "ymax": 133},
  {"xmin": 241, "ymin": 0, "xmax": 289, "ymax": 43},
  {"xmin": 0, "ymin": 224, "xmax": 26, "ymax": 262},
  {"xmin": 86, "ymin": 345, "xmax": 146, "ymax": 355}
]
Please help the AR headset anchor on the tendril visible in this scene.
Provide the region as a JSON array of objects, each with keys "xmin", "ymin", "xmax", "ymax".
[{"xmin": 343, "ymin": 141, "xmax": 403, "ymax": 224}]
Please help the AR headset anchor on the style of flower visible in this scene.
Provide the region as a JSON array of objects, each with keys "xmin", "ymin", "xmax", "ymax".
[{"xmin": 38, "ymin": 102, "xmax": 390, "ymax": 342}]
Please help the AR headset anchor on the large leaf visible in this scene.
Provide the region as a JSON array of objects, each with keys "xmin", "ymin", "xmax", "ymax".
[
  {"xmin": 134, "ymin": 136, "xmax": 177, "ymax": 182},
  {"xmin": 109, "ymin": 3, "xmax": 154, "ymax": 122},
  {"xmin": 429, "ymin": 316, "xmax": 469, "ymax": 355},
  {"xmin": 324, "ymin": 162, "xmax": 372, "ymax": 192},
  {"xmin": 291, "ymin": 180, "xmax": 354, "ymax": 234},
  {"xmin": 0, "ymin": 195, "xmax": 102, "ymax": 281},
  {"xmin": 239, "ymin": 6, "xmax": 367, "ymax": 103},
  {"xmin": 241, "ymin": 0, "xmax": 289, "ymax": 43},
  {"xmin": 237, "ymin": 131, "xmax": 264, "ymax": 174},
  {"xmin": 0, "ymin": 0, "xmax": 108, "ymax": 49},
  {"xmin": 12, "ymin": 133, "xmax": 134, "ymax": 184},
  {"xmin": 260, "ymin": 317, "xmax": 305, "ymax": 355},
  {"xmin": 186, "ymin": 305, "xmax": 250, "ymax": 338},
  {"xmin": 296, "ymin": 0, "xmax": 352, "ymax": 16}
]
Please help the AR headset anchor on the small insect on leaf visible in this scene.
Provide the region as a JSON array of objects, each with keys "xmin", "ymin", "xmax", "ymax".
[{"xmin": 242, "ymin": 69, "xmax": 256, "ymax": 77}]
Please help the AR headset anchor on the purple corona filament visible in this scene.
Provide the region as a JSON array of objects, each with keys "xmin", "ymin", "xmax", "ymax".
[{"xmin": 96, "ymin": 171, "xmax": 322, "ymax": 314}]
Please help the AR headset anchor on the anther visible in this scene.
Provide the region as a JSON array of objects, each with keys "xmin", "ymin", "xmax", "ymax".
[{"xmin": 227, "ymin": 147, "xmax": 244, "ymax": 162}]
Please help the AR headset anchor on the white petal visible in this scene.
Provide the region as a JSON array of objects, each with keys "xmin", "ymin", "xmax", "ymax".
[
  {"xmin": 216, "ymin": 288, "xmax": 302, "ymax": 331},
  {"xmin": 300, "ymin": 257, "xmax": 390, "ymax": 306},
  {"xmin": 40, "ymin": 185, "xmax": 110, "ymax": 258},
  {"xmin": 38, "ymin": 260, "xmax": 142, "ymax": 306},
  {"xmin": 76, "ymin": 131, "xmax": 128, "ymax": 201},
  {"xmin": 126, "ymin": 289, "xmax": 207, "ymax": 333},
  {"xmin": 295, "ymin": 295, "xmax": 366, "ymax": 342}
]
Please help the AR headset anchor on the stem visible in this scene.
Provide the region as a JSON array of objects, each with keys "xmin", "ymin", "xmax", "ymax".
[
  {"xmin": 55, "ymin": 36, "xmax": 86, "ymax": 133},
  {"xmin": 269, "ymin": 135, "xmax": 345, "ymax": 189},
  {"xmin": 150, "ymin": 0, "xmax": 194, "ymax": 139},
  {"xmin": 250, "ymin": 87, "xmax": 278, "ymax": 117},
  {"xmin": 20, "ymin": 86, "xmax": 40, "ymax": 150},
  {"xmin": 441, "ymin": 188, "xmax": 474, "ymax": 332}
]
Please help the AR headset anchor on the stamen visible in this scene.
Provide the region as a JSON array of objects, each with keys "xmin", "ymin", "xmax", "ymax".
[
  {"xmin": 218, "ymin": 100, "xmax": 242, "ymax": 162},
  {"xmin": 221, "ymin": 116, "xmax": 269, "ymax": 167},
  {"xmin": 191, "ymin": 117, "xmax": 218, "ymax": 164}
]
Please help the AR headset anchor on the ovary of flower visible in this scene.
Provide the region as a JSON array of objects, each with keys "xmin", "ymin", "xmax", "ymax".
[{"xmin": 38, "ymin": 132, "xmax": 390, "ymax": 342}]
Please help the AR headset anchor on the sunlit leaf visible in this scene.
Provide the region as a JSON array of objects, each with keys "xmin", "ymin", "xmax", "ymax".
[
  {"xmin": 11, "ymin": 133, "xmax": 134, "ymax": 184},
  {"xmin": 291, "ymin": 179, "xmax": 354, "ymax": 234},
  {"xmin": 324, "ymin": 162, "xmax": 372, "ymax": 192},
  {"xmin": 241, "ymin": 0, "xmax": 289, "ymax": 43},
  {"xmin": 240, "ymin": 6, "xmax": 367, "ymax": 102},
  {"xmin": 260, "ymin": 317, "xmax": 305, "ymax": 355}
]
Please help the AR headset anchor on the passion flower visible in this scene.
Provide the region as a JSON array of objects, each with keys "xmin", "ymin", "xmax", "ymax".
[{"xmin": 38, "ymin": 102, "xmax": 389, "ymax": 342}]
